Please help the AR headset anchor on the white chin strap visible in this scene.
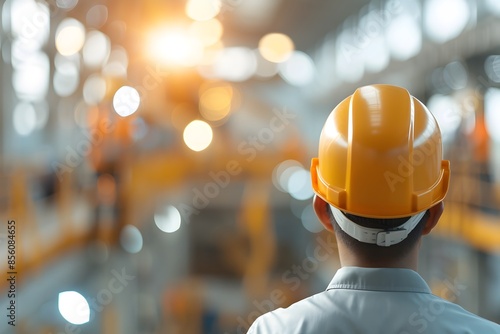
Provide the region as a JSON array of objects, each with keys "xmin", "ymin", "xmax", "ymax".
[{"xmin": 329, "ymin": 205, "xmax": 426, "ymax": 247}]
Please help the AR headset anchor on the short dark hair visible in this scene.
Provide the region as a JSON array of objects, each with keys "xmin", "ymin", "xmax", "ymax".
[{"xmin": 328, "ymin": 207, "xmax": 429, "ymax": 262}]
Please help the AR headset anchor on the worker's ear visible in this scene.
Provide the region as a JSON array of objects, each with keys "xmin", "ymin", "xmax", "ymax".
[
  {"xmin": 422, "ymin": 202, "xmax": 444, "ymax": 235},
  {"xmin": 313, "ymin": 195, "xmax": 334, "ymax": 232}
]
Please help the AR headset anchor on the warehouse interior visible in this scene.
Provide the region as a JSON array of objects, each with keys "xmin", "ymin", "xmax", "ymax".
[{"xmin": 0, "ymin": 0, "xmax": 500, "ymax": 333}]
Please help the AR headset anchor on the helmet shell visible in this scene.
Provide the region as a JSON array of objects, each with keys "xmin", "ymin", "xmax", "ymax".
[{"xmin": 311, "ymin": 84, "xmax": 450, "ymax": 218}]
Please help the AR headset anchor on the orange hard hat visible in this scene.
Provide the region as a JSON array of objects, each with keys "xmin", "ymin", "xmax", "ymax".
[{"xmin": 311, "ymin": 84, "xmax": 450, "ymax": 218}]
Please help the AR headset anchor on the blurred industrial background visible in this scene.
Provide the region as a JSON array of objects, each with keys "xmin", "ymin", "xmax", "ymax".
[{"xmin": 0, "ymin": 0, "xmax": 500, "ymax": 333}]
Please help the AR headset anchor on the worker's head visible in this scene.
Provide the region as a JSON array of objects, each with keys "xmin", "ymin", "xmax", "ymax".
[{"xmin": 310, "ymin": 85, "xmax": 450, "ymax": 260}]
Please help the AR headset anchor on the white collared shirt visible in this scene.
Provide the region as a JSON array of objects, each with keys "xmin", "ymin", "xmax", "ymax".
[{"xmin": 248, "ymin": 267, "xmax": 500, "ymax": 334}]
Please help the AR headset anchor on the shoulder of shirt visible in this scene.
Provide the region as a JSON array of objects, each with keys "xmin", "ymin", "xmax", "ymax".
[
  {"xmin": 436, "ymin": 296, "xmax": 500, "ymax": 331},
  {"xmin": 247, "ymin": 290, "xmax": 500, "ymax": 333},
  {"xmin": 247, "ymin": 291, "xmax": 329, "ymax": 333}
]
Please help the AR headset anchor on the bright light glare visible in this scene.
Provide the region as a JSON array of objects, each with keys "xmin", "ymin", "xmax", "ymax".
[
  {"xmin": 213, "ymin": 47, "xmax": 257, "ymax": 82},
  {"xmin": 186, "ymin": 0, "xmax": 221, "ymax": 21},
  {"xmin": 183, "ymin": 120, "xmax": 213, "ymax": 151},
  {"xmin": 56, "ymin": 18, "xmax": 85, "ymax": 56},
  {"xmin": 120, "ymin": 225, "xmax": 143, "ymax": 254},
  {"xmin": 113, "ymin": 86, "xmax": 140, "ymax": 117},
  {"xmin": 13, "ymin": 102, "xmax": 37, "ymax": 136},
  {"xmin": 58, "ymin": 291, "xmax": 90, "ymax": 325},
  {"xmin": 189, "ymin": 19, "xmax": 223, "ymax": 47},
  {"xmin": 386, "ymin": 15, "xmax": 422, "ymax": 61},
  {"xmin": 424, "ymin": 0, "xmax": 470, "ymax": 43},
  {"xmin": 485, "ymin": 88, "xmax": 500, "ymax": 142},
  {"xmin": 199, "ymin": 85, "xmax": 233, "ymax": 121},
  {"xmin": 258, "ymin": 33, "xmax": 295, "ymax": 63},
  {"xmin": 147, "ymin": 27, "xmax": 203, "ymax": 67},
  {"xmin": 154, "ymin": 206, "xmax": 182, "ymax": 233},
  {"xmin": 278, "ymin": 51, "xmax": 315, "ymax": 86}
]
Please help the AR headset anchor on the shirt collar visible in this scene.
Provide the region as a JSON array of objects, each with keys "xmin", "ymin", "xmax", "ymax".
[{"xmin": 326, "ymin": 266, "xmax": 432, "ymax": 294}]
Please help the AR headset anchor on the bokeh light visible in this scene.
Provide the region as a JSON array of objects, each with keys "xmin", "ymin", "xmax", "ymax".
[
  {"xmin": 113, "ymin": 86, "xmax": 140, "ymax": 117},
  {"xmin": 82, "ymin": 30, "xmax": 111, "ymax": 68},
  {"xmin": 485, "ymin": 55, "xmax": 500, "ymax": 83},
  {"xmin": 427, "ymin": 94, "xmax": 461, "ymax": 142},
  {"xmin": 120, "ymin": 225, "xmax": 143, "ymax": 254},
  {"xmin": 443, "ymin": 61, "xmax": 468, "ymax": 90},
  {"xmin": 278, "ymin": 51, "xmax": 315, "ymax": 86},
  {"xmin": 258, "ymin": 33, "xmax": 295, "ymax": 63},
  {"xmin": 103, "ymin": 46, "xmax": 128, "ymax": 77},
  {"xmin": 199, "ymin": 84, "xmax": 233, "ymax": 121},
  {"xmin": 55, "ymin": 18, "xmax": 85, "ymax": 56},
  {"xmin": 189, "ymin": 19, "xmax": 223, "ymax": 47},
  {"xmin": 53, "ymin": 62, "xmax": 79, "ymax": 97},
  {"xmin": 12, "ymin": 52, "xmax": 49, "ymax": 101},
  {"xmin": 423, "ymin": 0, "xmax": 470, "ymax": 43},
  {"xmin": 287, "ymin": 168, "xmax": 314, "ymax": 200},
  {"xmin": 154, "ymin": 206, "xmax": 182, "ymax": 233},
  {"xmin": 485, "ymin": 88, "xmax": 500, "ymax": 142},
  {"xmin": 56, "ymin": 0, "xmax": 78, "ymax": 10},
  {"xmin": 301, "ymin": 204, "xmax": 323, "ymax": 233},
  {"xmin": 13, "ymin": 102, "xmax": 37, "ymax": 136},
  {"xmin": 254, "ymin": 50, "xmax": 279, "ymax": 78},
  {"xmin": 335, "ymin": 28, "xmax": 364, "ymax": 83},
  {"xmin": 272, "ymin": 160, "xmax": 304, "ymax": 193},
  {"xmin": 86, "ymin": 5, "xmax": 108, "ymax": 28},
  {"xmin": 83, "ymin": 74, "xmax": 107, "ymax": 105},
  {"xmin": 183, "ymin": 120, "xmax": 213, "ymax": 151},
  {"xmin": 58, "ymin": 291, "xmax": 90, "ymax": 325},
  {"xmin": 386, "ymin": 15, "xmax": 422, "ymax": 61},
  {"xmin": 362, "ymin": 34, "xmax": 390, "ymax": 73},
  {"xmin": 11, "ymin": 0, "xmax": 50, "ymax": 50},
  {"xmin": 212, "ymin": 47, "xmax": 257, "ymax": 82},
  {"xmin": 185, "ymin": 0, "xmax": 221, "ymax": 21}
]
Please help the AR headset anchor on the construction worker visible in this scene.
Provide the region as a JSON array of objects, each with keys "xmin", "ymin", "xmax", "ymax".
[{"xmin": 248, "ymin": 85, "xmax": 500, "ymax": 333}]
